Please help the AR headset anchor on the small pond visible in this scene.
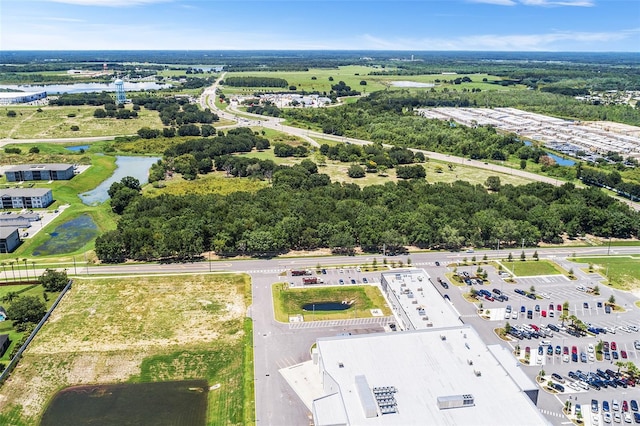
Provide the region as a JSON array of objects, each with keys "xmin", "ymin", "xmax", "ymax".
[
  {"xmin": 40, "ymin": 380, "xmax": 208, "ymax": 426},
  {"xmin": 65, "ymin": 145, "xmax": 89, "ymax": 152},
  {"xmin": 32, "ymin": 214, "xmax": 98, "ymax": 256},
  {"xmin": 391, "ymin": 81, "xmax": 435, "ymax": 88},
  {"xmin": 80, "ymin": 156, "xmax": 160, "ymax": 205},
  {"xmin": 523, "ymin": 141, "xmax": 576, "ymax": 166},
  {"xmin": 302, "ymin": 302, "xmax": 352, "ymax": 311}
]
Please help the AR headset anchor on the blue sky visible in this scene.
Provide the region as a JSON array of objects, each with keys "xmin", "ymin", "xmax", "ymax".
[{"xmin": 1, "ymin": 0, "xmax": 639, "ymax": 51}]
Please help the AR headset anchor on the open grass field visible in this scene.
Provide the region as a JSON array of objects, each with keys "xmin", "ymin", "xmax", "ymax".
[
  {"xmin": 271, "ymin": 283, "xmax": 391, "ymax": 322},
  {"xmin": 499, "ymin": 260, "xmax": 566, "ymax": 277},
  {"xmin": 0, "ymin": 105, "xmax": 163, "ymax": 139},
  {"xmin": 144, "ymin": 173, "xmax": 268, "ymax": 197},
  {"xmin": 571, "ymin": 256, "xmax": 640, "ymax": 291},
  {"xmin": 221, "ymin": 66, "xmax": 516, "ymax": 95},
  {"xmin": 0, "ymin": 273, "xmax": 253, "ymax": 426}
]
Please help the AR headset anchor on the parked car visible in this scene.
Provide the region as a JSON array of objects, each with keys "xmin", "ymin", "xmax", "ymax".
[
  {"xmin": 555, "ymin": 345, "xmax": 562, "ymax": 355},
  {"xmin": 631, "ymin": 400, "xmax": 638, "ymax": 412},
  {"xmin": 362, "ymin": 277, "xmax": 368, "ymax": 284}
]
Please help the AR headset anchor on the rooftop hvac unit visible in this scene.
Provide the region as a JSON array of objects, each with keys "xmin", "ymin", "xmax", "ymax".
[{"xmin": 437, "ymin": 394, "xmax": 475, "ymax": 410}]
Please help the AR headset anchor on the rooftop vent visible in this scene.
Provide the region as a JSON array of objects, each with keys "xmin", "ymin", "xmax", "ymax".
[{"xmin": 437, "ymin": 394, "xmax": 475, "ymax": 410}]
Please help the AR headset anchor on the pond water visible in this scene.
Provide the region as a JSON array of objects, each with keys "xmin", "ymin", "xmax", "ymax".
[
  {"xmin": 523, "ymin": 141, "xmax": 576, "ymax": 166},
  {"xmin": 80, "ymin": 156, "xmax": 160, "ymax": 205},
  {"xmin": 391, "ymin": 81, "xmax": 435, "ymax": 88},
  {"xmin": 302, "ymin": 302, "xmax": 352, "ymax": 311},
  {"xmin": 40, "ymin": 380, "xmax": 208, "ymax": 426},
  {"xmin": 65, "ymin": 145, "xmax": 90, "ymax": 152},
  {"xmin": 32, "ymin": 214, "xmax": 98, "ymax": 256},
  {"xmin": 0, "ymin": 81, "xmax": 170, "ymax": 94}
]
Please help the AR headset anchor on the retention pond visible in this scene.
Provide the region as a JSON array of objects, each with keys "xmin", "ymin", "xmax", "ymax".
[
  {"xmin": 40, "ymin": 380, "xmax": 208, "ymax": 426},
  {"xmin": 302, "ymin": 302, "xmax": 352, "ymax": 311}
]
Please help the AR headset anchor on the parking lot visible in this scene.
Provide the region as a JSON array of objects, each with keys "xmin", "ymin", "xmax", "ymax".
[{"xmin": 444, "ymin": 262, "xmax": 640, "ymax": 425}]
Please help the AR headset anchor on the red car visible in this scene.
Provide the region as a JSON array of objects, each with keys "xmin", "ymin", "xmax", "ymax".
[
  {"xmin": 621, "ymin": 350, "xmax": 628, "ymax": 359},
  {"xmin": 572, "ymin": 345, "xmax": 578, "ymax": 354},
  {"xmin": 542, "ymin": 310, "xmax": 547, "ymax": 317},
  {"xmin": 612, "ymin": 341, "xmax": 618, "ymax": 351},
  {"xmin": 563, "ymin": 346, "xmax": 569, "ymax": 355},
  {"xmin": 623, "ymin": 401, "xmax": 629, "ymax": 412},
  {"xmin": 530, "ymin": 324, "xmax": 540, "ymax": 331},
  {"xmin": 557, "ymin": 304, "xmax": 562, "ymax": 311}
]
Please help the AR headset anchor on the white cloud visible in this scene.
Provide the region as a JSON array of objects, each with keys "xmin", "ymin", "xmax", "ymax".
[
  {"xmin": 47, "ymin": 0, "xmax": 173, "ymax": 6},
  {"xmin": 467, "ymin": 0, "xmax": 516, "ymax": 5},
  {"xmin": 519, "ymin": 0, "xmax": 594, "ymax": 6},
  {"xmin": 360, "ymin": 28, "xmax": 638, "ymax": 51}
]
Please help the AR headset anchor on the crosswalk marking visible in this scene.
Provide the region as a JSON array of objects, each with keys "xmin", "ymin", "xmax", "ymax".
[
  {"xmin": 539, "ymin": 409, "xmax": 566, "ymax": 419},
  {"xmin": 289, "ymin": 316, "xmax": 395, "ymax": 329}
]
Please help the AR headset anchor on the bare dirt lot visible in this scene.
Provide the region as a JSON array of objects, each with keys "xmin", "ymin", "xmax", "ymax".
[{"xmin": 0, "ymin": 273, "xmax": 249, "ymax": 425}]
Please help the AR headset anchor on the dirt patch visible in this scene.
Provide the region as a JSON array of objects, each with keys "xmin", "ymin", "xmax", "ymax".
[{"xmin": 0, "ymin": 274, "xmax": 248, "ymax": 420}]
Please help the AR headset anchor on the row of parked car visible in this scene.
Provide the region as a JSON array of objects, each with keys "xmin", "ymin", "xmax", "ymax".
[
  {"xmin": 566, "ymin": 367, "xmax": 636, "ymax": 391},
  {"xmin": 591, "ymin": 398, "xmax": 640, "ymax": 424}
]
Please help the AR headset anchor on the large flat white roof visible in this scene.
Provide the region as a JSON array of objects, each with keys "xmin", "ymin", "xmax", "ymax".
[
  {"xmin": 316, "ymin": 326, "xmax": 549, "ymax": 426},
  {"xmin": 381, "ymin": 269, "xmax": 462, "ymax": 329}
]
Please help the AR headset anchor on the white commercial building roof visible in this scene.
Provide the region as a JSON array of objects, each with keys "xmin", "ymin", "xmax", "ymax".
[
  {"xmin": 380, "ymin": 268, "xmax": 462, "ymax": 330},
  {"xmin": 314, "ymin": 326, "xmax": 549, "ymax": 426}
]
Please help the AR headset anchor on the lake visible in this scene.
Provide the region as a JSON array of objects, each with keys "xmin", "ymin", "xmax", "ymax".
[
  {"xmin": 0, "ymin": 81, "xmax": 170, "ymax": 94},
  {"xmin": 80, "ymin": 156, "xmax": 160, "ymax": 205}
]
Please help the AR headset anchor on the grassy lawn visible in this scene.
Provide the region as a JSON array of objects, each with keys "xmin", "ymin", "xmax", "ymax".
[
  {"xmin": 0, "ymin": 274, "xmax": 253, "ymax": 426},
  {"xmin": 498, "ymin": 260, "xmax": 565, "ymax": 277},
  {"xmin": 0, "ymin": 105, "xmax": 162, "ymax": 139},
  {"xmin": 271, "ymin": 283, "xmax": 390, "ymax": 322},
  {"xmin": 572, "ymin": 256, "xmax": 640, "ymax": 290},
  {"xmin": 220, "ymin": 67, "xmax": 515, "ymax": 96},
  {"xmin": 0, "ymin": 283, "xmax": 63, "ymax": 365}
]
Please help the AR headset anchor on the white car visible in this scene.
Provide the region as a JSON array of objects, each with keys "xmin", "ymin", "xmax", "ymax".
[
  {"xmin": 618, "ymin": 326, "xmax": 631, "ymax": 333},
  {"xmin": 614, "ymin": 412, "xmax": 621, "ymax": 423},
  {"xmin": 593, "ymin": 415, "xmax": 600, "ymax": 425},
  {"xmin": 588, "ymin": 343, "xmax": 594, "ymax": 353},
  {"xmin": 563, "ymin": 354, "xmax": 570, "ymax": 363},
  {"xmin": 628, "ymin": 325, "xmax": 639, "ymax": 332},
  {"xmin": 511, "ymin": 311, "xmax": 518, "ymax": 320},
  {"xmin": 606, "ymin": 327, "xmax": 616, "ymax": 334},
  {"xmin": 624, "ymin": 412, "xmax": 632, "ymax": 423},
  {"xmin": 612, "ymin": 400, "xmax": 620, "ymax": 411},
  {"xmin": 589, "ymin": 353, "xmax": 595, "ymax": 362},
  {"xmin": 540, "ymin": 292, "xmax": 550, "ymax": 299},
  {"xmin": 604, "ymin": 412, "xmax": 612, "ymax": 423},
  {"xmin": 576, "ymin": 285, "xmax": 587, "ymax": 292}
]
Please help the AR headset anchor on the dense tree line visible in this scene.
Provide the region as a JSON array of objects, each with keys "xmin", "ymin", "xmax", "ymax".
[
  {"xmin": 95, "ymin": 168, "xmax": 640, "ymax": 262},
  {"xmin": 246, "ymin": 101, "xmax": 281, "ymax": 117},
  {"xmin": 330, "ymin": 81, "xmax": 360, "ymax": 97},
  {"xmin": 146, "ymin": 128, "xmax": 270, "ymax": 181},
  {"xmin": 580, "ymin": 166, "xmax": 640, "ymax": 201},
  {"xmin": 50, "ymin": 92, "xmax": 114, "ymax": 106},
  {"xmin": 131, "ymin": 96, "xmax": 218, "ymax": 126},
  {"xmin": 320, "ymin": 143, "xmax": 418, "ymax": 168},
  {"xmin": 223, "ymin": 76, "xmax": 288, "ymax": 88}
]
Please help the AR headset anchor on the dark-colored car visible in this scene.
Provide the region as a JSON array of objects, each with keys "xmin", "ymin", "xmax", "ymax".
[
  {"xmin": 631, "ymin": 400, "xmax": 638, "ymax": 412},
  {"xmin": 604, "ymin": 401, "xmax": 610, "ymax": 412},
  {"xmin": 613, "ymin": 351, "xmax": 619, "ymax": 360},
  {"xmin": 527, "ymin": 293, "xmax": 536, "ymax": 300},
  {"xmin": 515, "ymin": 289, "xmax": 526, "ymax": 295},
  {"xmin": 521, "ymin": 305, "xmax": 526, "ymax": 312},
  {"xmin": 548, "ymin": 324, "xmax": 560, "ymax": 332},
  {"xmin": 605, "ymin": 305, "xmax": 612, "ymax": 313},
  {"xmin": 535, "ymin": 304, "xmax": 540, "ymax": 312},
  {"xmin": 555, "ymin": 345, "xmax": 562, "ymax": 355},
  {"xmin": 435, "ymin": 261, "xmax": 440, "ymax": 266},
  {"xmin": 552, "ymin": 373, "xmax": 565, "ymax": 383}
]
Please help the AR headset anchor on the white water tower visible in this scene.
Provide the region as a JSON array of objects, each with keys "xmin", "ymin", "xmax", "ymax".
[{"xmin": 114, "ymin": 79, "xmax": 126, "ymax": 105}]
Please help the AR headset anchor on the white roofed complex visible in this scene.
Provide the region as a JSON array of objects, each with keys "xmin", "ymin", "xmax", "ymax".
[{"xmin": 313, "ymin": 326, "xmax": 548, "ymax": 426}]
